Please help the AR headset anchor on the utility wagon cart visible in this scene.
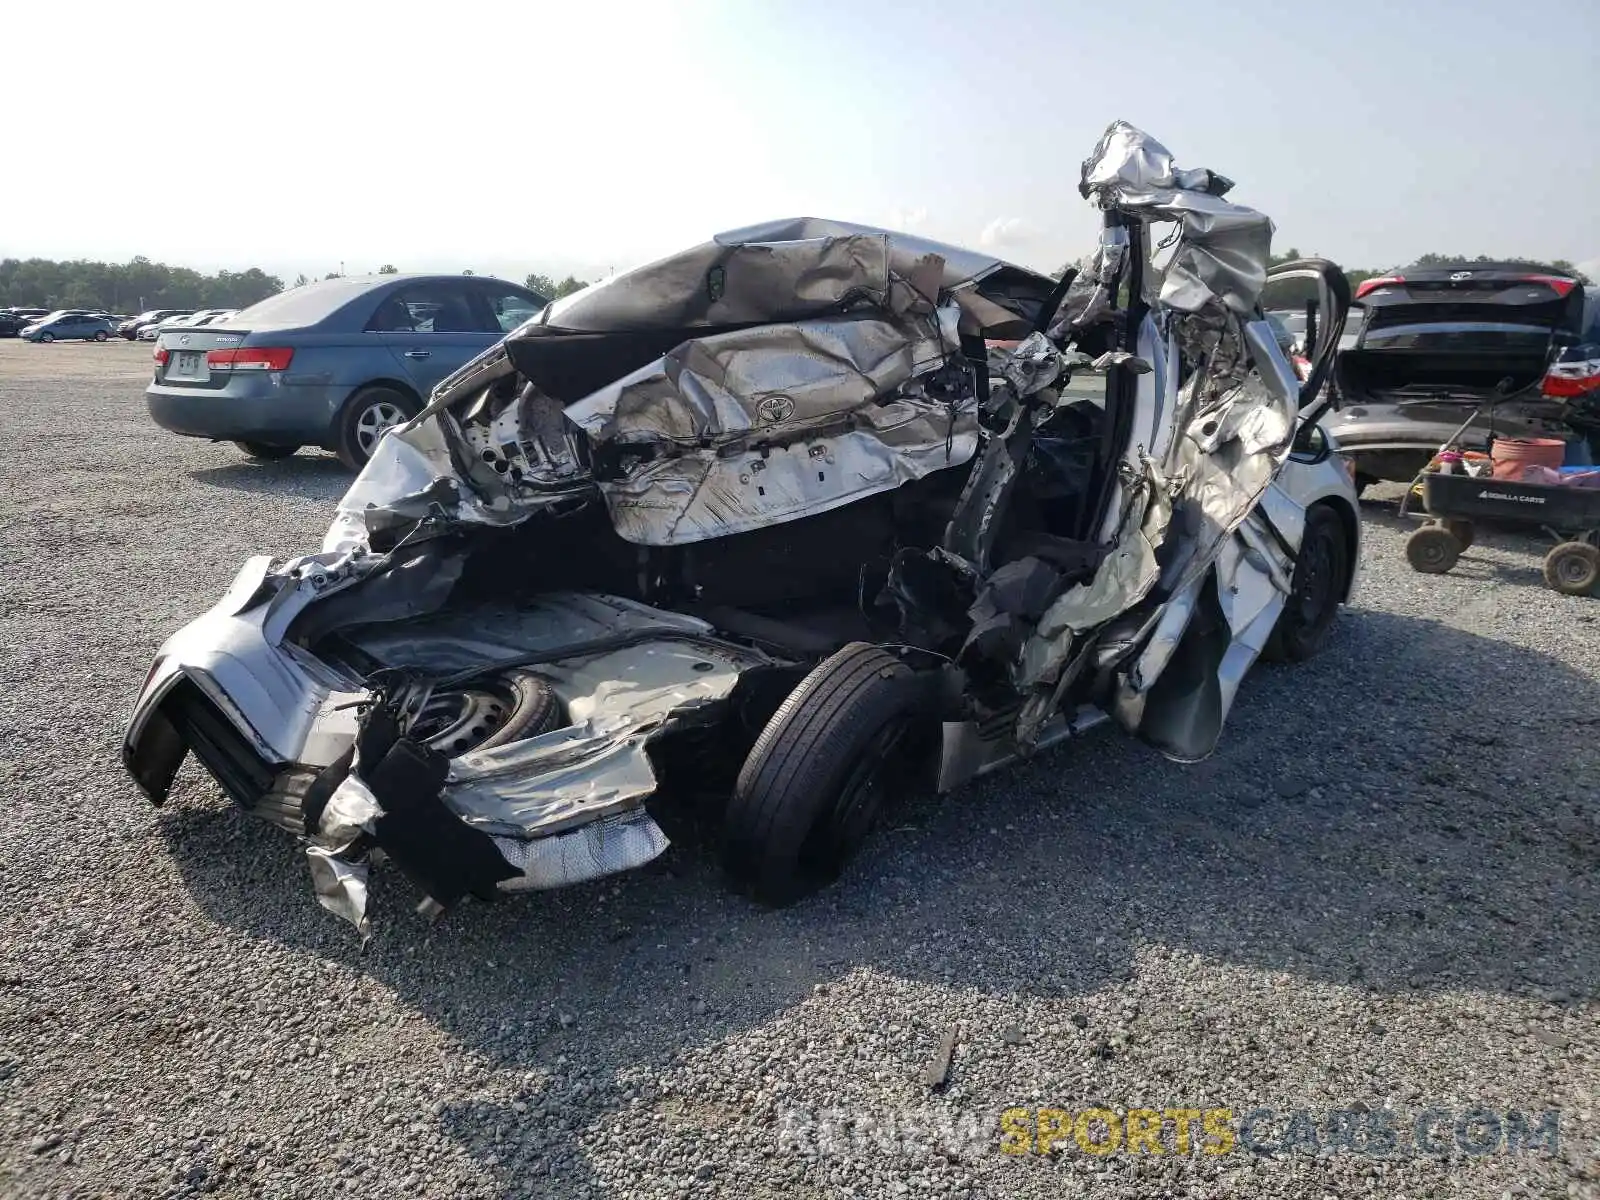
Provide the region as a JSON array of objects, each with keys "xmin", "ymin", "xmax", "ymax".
[{"xmin": 1405, "ymin": 471, "xmax": 1600, "ymax": 596}]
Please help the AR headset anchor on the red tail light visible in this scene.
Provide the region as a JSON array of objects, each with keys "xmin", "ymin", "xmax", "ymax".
[
  {"xmin": 1542, "ymin": 357, "xmax": 1600, "ymax": 398},
  {"xmin": 1521, "ymin": 274, "xmax": 1578, "ymax": 298},
  {"xmin": 1354, "ymin": 275, "xmax": 1404, "ymax": 300},
  {"xmin": 206, "ymin": 347, "xmax": 294, "ymax": 371},
  {"xmin": 153, "ymin": 346, "xmax": 169, "ymax": 365}
]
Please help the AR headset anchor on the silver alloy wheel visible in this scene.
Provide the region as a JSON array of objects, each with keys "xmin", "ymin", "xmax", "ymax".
[{"xmin": 353, "ymin": 399, "xmax": 407, "ymax": 458}]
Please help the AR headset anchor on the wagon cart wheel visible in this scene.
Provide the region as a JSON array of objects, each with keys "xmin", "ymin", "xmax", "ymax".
[
  {"xmin": 1441, "ymin": 519, "xmax": 1475, "ymax": 550},
  {"xmin": 1542, "ymin": 541, "xmax": 1600, "ymax": 597},
  {"xmin": 1405, "ymin": 526, "xmax": 1461, "ymax": 574},
  {"xmin": 722, "ymin": 643, "xmax": 936, "ymax": 906}
]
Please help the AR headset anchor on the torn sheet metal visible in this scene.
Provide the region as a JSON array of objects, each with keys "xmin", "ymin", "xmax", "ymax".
[
  {"xmin": 443, "ymin": 638, "xmax": 757, "ymax": 838},
  {"xmin": 1110, "ymin": 496, "xmax": 1300, "ymax": 758},
  {"xmin": 1078, "ymin": 120, "xmax": 1273, "ymax": 322},
  {"xmin": 307, "ymin": 846, "xmax": 371, "ymax": 937},
  {"xmin": 335, "ymin": 595, "xmax": 767, "ymax": 837},
  {"xmin": 997, "ymin": 331, "xmax": 1075, "ymax": 397},
  {"xmin": 568, "ymin": 303, "xmax": 974, "ymax": 545},
  {"xmin": 316, "ymin": 773, "xmax": 382, "ymax": 849}
]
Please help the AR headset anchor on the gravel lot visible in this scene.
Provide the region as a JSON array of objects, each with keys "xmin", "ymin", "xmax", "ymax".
[{"xmin": 1, "ymin": 337, "xmax": 1596, "ymax": 1199}]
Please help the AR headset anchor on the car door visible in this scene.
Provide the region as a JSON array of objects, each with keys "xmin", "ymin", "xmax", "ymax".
[{"xmin": 366, "ymin": 280, "xmax": 500, "ymax": 398}]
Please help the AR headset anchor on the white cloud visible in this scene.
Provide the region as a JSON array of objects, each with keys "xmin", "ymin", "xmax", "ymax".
[
  {"xmin": 888, "ymin": 206, "xmax": 929, "ymax": 232},
  {"xmin": 1576, "ymin": 256, "xmax": 1600, "ymax": 283},
  {"xmin": 979, "ymin": 216, "xmax": 1039, "ymax": 250}
]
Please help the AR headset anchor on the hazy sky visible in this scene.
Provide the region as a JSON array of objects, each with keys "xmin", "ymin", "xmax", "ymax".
[{"xmin": 6, "ymin": 0, "xmax": 1598, "ymax": 284}]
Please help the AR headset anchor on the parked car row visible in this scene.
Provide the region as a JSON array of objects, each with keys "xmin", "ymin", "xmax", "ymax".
[
  {"xmin": 0, "ymin": 305, "xmax": 246, "ymax": 341},
  {"xmin": 118, "ymin": 309, "xmax": 191, "ymax": 339},
  {"xmin": 2, "ymin": 310, "xmax": 116, "ymax": 341},
  {"xmin": 0, "ymin": 306, "xmax": 129, "ymax": 340},
  {"xmin": 137, "ymin": 309, "xmax": 239, "ymax": 340}
]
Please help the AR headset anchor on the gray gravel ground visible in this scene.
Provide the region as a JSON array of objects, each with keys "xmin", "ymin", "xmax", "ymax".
[{"xmin": 1, "ymin": 338, "xmax": 1597, "ymax": 1199}]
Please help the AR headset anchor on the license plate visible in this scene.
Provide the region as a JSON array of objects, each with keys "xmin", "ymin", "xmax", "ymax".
[{"xmin": 170, "ymin": 350, "xmax": 206, "ymax": 380}]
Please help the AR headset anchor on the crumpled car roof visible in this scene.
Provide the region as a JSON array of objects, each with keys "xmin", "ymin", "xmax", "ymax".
[{"xmin": 529, "ymin": 217, "xmax": 1026, "ymax": 335}]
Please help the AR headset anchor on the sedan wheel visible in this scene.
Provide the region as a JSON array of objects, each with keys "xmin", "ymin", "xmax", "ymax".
[
  {"xmin": 335, "ymin": 386, "xmax": 418, "ymax": 471},
  {"xmin": 93, "ymin": 330, "xmax": 108, "ymax": 342},
  {"xmin": 37, "ymin": 332, "xmax": 53, "ymax": 343},
  {"xmin": 722, "ymin": 642, "xmax": 936, "ymax": 905},
  {"xmin": 1263, "ymin": 505, "xmax": 1350, "ymax": 662}
]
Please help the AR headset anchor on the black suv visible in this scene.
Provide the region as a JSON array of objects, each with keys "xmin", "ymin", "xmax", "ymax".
[{"xmin": 1326, "ymin": 262, "xmax": 1600, "ymax": 487}]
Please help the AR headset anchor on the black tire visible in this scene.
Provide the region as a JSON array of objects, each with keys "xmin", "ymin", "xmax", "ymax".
[
  {"xmin": 93, "ymin": 330, "xmax": 108, "ymax": 342},
  {"xmin": 37, "ymin": 332, "xmax": 53, "ymax": 343},
  {"xmin": 232, "ymin": 441, "xmax": 300, "ymax": 460},
  {"xmin": 1406, "ymin": 525, "xmax": 1461, "ymax": 575},
  {"xmin": 1264, "ymin": 505, "xmax": 1351, "ymax": 663},
  {"xmin": 723, "ymin": 643, "xmax": 935, "ymax": 905},
  {"xmin": 1442, "ymin": 519, "xmax": 1475, "ymax": 550},
  {"xmin": 1543, "ymin": 541, "xmax": 1600, "ymax": 597},
  {"xmin": 334, "ymin": 386, "xmax": 419, "ymax": 471},
  {"xmin": 413, "ymin": 670, "xmax": 565, "ymax": 757}
]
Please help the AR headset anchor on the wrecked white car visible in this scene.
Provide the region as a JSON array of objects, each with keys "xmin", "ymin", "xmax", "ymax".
[{"xmin": 123, "ymin": 123, "xmax": 1361, "ymax": 932}]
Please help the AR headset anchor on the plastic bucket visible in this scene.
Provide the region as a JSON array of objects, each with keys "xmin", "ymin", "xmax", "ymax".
[{"xmin": 1492, "ymin": 437, "xmax": 1567, "ymax": 480}]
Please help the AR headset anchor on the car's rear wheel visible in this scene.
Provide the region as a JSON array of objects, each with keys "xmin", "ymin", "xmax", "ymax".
[
  {"xmin": 1263, "ymin": 505, "xmax": 1350, "ymax": 663},
  {"xmin": 93, "ymin": 330, "xmax": 108, "ymax": 342},
  {"xmin": 232, "ymin": 441, "xmax": 301, "ymax": 461},
  {"xmin": 335, "ymin": 386, "xmax": 418, "ymax": 471},
  {"xmin": 723, "ymin": 643, "xmax": 935, "ymax": 905}
]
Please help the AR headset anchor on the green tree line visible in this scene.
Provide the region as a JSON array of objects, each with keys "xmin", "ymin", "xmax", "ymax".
[
  {"xmin": 0, "ymin": 256, "xmax": 284, "ymax": 312},
  {"xmin": 524, "ymin": 272, "xmax": 588, "ymax": 300}
]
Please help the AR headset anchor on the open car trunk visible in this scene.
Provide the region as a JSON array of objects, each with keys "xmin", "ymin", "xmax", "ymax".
[{"xmin": 1336, "ymin": 344, "xmax": 1552, "ymax": 401}]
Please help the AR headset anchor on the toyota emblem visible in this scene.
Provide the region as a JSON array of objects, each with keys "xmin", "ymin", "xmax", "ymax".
[{"xmin": 756, "ymin": 395, "xmax": 796, "ymax": 424}]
